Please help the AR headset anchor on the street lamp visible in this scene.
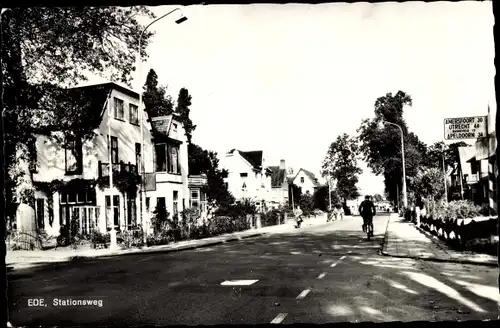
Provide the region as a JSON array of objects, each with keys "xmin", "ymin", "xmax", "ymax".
[
  {"xmin": 138, "ymin": 8, "xmax": 187, "ymax": 244},
  {"xmin": 379, "ymin": 120, "xmax": 408, "ymax": 209}
]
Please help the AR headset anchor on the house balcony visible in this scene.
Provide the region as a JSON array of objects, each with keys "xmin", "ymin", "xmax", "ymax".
[
  {"xmin": 188, "ymin": 174, "xmax": 208, "ymax": 188},
  {"xmin": 98, "ymin": 161, "xmax": 138, "ymax": 178}
]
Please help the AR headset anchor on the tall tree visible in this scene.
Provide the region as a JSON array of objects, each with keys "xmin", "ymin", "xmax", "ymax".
[
  {"xmin": 357, "ymin": 91, "xmax": 426, "ymax": 204},
  {"xmin": 142, "ymin": 69, "xmax": 174, "ymax": 117},
  {"xmin": 188, "ymin": 143, "xmax": 234, "ymax": 210},
  {"xmin": 322, "ymin": 133, "xmax": 362, "ymax": 203},
  {"xmin": 2, "ymin": 7, "xmax": 154, "ymax": 209},
  {"xmin": 175, "ymin": 88, "xmax": 196, "ymax": 144}
]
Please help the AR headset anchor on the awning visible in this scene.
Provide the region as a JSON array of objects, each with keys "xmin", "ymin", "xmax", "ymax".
[{"xmin": 475, "ymin": 130, "xmax": 496, "ymax": 160}]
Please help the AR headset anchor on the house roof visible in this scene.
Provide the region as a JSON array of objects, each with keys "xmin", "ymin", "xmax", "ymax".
[
  {"xmin": 294, "ymin": 168, "xmax": 321, "ymax": 187},
  {"xmin": 227, "ymin": 149, "xmax": 264, "ymax": 170},
  {"xmin": 269, "ymin": 166, "xmax": 287, "ymax": 188}
]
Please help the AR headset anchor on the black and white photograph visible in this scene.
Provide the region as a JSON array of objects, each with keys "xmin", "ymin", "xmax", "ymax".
[{"xmin": 2, "ymin": 1, "xmax": 499, "ymax": 326}]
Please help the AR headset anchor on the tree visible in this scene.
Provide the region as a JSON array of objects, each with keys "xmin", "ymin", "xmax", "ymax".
[
  {"xmin": 2, "ymin": 7, "xmax": 154, "ymax": 209},
  {"xmin": 322, "ymin": 133, "xmax": 362, "ymax": 203},
  {"xmin": 175, "ymin": 88, "xmax": 197, "ymax": 144},
  {"xmin": 188, "ymin": 143, "xmax": 234, "ymax": 210},
  {"xmin": 142, "ymin": 69, "xmax": 174, "ymax": 117},
  {"xmin": 299, "ymin": 193, "xmax": 315, "ymax": 216},
  {"xmin": 313, "ymin": 185, "xmax": 340, "ymax": 211},
  {"xmin": 288, "ymin": 183, "xmax": 301, "ymax": 208},
  {"xmin": 411, "ymin": 167, "xmax": 446, "ymax": 202},
  {"xmin": 357, "ymin": 91, "xmax": 427, "ymax": 205}
]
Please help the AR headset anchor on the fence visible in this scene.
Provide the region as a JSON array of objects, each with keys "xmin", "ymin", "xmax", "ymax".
[{"xmin": 419, "ymin": 214, "xmax": 498, "ymax": 247}]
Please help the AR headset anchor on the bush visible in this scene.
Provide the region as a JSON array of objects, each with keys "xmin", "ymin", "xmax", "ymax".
[
  {"xmin": 117, "ymin": 230, "xmax": 144, "ymax": 248},
  {"xmin": 146, "ymin": 230, "xmax": 175, "ymax": 246},
  {"xmin": 91, "ymin": 230, "xmax": 110, "ymax": 249},
  {"xmin": 261, "ymin": 209, "xmax": 281, "ymax": 227}
]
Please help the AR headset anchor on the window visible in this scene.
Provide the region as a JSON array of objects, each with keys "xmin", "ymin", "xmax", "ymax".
[
  {"xmin": 242, "ymin": 182, "xmax": 247, "ymax": 190},
  {"xmin": 60, "ymin": 190, "xmax": 96, "ymax": 205},
  {"xmin": 168, "ymin": 144, "xmax": 180, "ymax": 174},
  {"xmin": 64, "ymin": 135, "xmax": 83, "ymax": 175},
  {"xmin": 36, "ymin": 199, "xmax": 45, "ymax": 229},
  {"xmin": 114, "ymin": 98, "xmax": 124, "ymax": 120},
  {"xmin": 300, "ymin": 177, "xmax": 305, "ymax": 184},
  {"xmin": 240, "ymin": 173, "xmax": 248, "ymax": 177},
  {"xmin": 146, "ymin": 197, "xmax": 150, "ymax": 212},
  {"xmin": 191, "ymin": 190, "xmax": 199, "ymax": 208},
  {"xmin": 172, "ymin": 123, "xmax": 178, "ymax": 132},
  {"xmin": 105, "ymin": 195, "xmax": 120, "ymax": 228},
  {"xmin": 173, "ymin": 191, "xmax": 179, "ymax": 221},
  {"xmin": 155, "ymin": 144, "xmax": 167, "ymax": 172},
  {"xmin": 135, "ymin": 143, "xmax": 141, "ymax": 173},
  {"xmin": 157, "ymin": 197, "xmax": 166, "ymax": 211},
  {"xmin": 109, "ymin": 136, "xmax": 118, "ymax": 163},
  {"xmin": 129, "ymin": 104, "xmax": 139, "ymax": 125}
]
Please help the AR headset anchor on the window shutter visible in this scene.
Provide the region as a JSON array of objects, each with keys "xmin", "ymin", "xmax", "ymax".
[{"xmin": 153, "ymin": 145, "xmax": 157, "ymax": 172}]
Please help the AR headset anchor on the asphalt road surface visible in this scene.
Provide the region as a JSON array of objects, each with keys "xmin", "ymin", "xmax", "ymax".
[{"xmin": 7, "ymin": 213, "xmax": 499, "ymax": 325}]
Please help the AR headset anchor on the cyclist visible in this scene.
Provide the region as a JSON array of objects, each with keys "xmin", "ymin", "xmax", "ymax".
[
  {"xmin": 294, "ymin": 206, "xmax": 304, "ymax": 228},
  {"xmin": 358, "ymin": 195, "xmax": 376, "ymax": 236}
]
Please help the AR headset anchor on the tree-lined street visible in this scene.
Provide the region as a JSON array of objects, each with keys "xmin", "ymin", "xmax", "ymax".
[{"xmin": 8, "ymin": 214, "xmax": 498, "ymax": 326}]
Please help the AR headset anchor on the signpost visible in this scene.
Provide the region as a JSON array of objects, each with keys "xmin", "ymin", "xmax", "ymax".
[{"xmin": 444, "ymin": 116, "xmax": 487, "ymax": 140}]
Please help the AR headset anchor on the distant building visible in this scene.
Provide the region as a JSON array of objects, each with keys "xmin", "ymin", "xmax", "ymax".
[
  {"xmin": 290, "ymin": 168, "xmax": 321, "ymax": 196},
  {"xmin": 221, "ymin": 149, "xmax": 272, "ymax": 212},
  {"xmin": 268, "ymin": 160, "xmax": 290, "ymax": 209}
]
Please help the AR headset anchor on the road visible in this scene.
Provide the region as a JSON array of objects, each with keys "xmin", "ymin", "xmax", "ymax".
[{"xmin": 7, "ymin": 213, "xmax": 499, "ymax": 325}]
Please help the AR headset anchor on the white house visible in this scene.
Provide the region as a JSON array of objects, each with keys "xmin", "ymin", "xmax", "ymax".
[
  {"xmin": 31, "ymin": 82, "xmax": 192, "ymax": 236},
  {"xmin": 290, "ymin": 168, "xmax": 321, "ymax": 196},
  {"xmin": 268, "ymin": 160, "xmax": 289, "ymax": 208},
  {"xmin": 221, "ymin": 149, "xmax": 272, "ymax": 212}
]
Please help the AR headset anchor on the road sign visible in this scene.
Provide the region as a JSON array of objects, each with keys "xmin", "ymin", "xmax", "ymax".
[{"xmin": 444, "ymin": 116, "xmax": 487, "ymax": 140}]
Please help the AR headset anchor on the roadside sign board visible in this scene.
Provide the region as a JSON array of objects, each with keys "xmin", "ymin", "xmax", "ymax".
[{"xmin": 444, "ymin": 116, "xmax": 487, "ymax": 140}]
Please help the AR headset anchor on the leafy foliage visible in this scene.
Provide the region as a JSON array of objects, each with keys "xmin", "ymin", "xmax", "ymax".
[
  {"xmin": 3, "ymin": 7, "xmax": 154, "ymax": 209},
  {"xmin": 188, "ymin": 143, "xmax": 235, "ymax": 209},
  {"xmin": 299, "ymin": 193, "xmax": 315, "ymax": 217},
  {"xmin": 409, "ymin": 167, "xmax": 445, "ymax": 201},
  {"xmin": 142, "ymin": 69, "xmax": 174, "ymax": 117},
  {"xmin": 96, "ymin": 169, "xmax": 141, "ymax": 198},
  {"xmin": 357, "ymin": 91, "xmax": 427, "ymax": 205},
  {"xmin": 150, "ymin": 204, "xmax": 172, "ymax": 235},
  {"xmin": 175, "ymin": 88, "xmax": 197, "ymax": 144},
  {"xmin": 322, "ymin": 133, "xmax": 362, "ymax": 201}
]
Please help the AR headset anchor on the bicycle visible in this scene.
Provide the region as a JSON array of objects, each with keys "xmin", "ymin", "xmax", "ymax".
[{"xmin": 362, "ymin": 217, "xmax": 374, "ymax": 240}]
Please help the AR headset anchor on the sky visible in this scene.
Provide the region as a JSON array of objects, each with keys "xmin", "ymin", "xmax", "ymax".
[{"xmin": 85, "ymin": 1, "xmax": 495, "ymax": 196}]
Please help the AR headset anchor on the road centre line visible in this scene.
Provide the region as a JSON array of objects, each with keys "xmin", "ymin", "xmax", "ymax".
[
  {"xmin": 270, "ymin": 313, "xmax": 287, "ymax": 324},
  {"xmin": 296, "ymin": 289, "xmax": 311, "ymax": 300},
  {"xmin": 317, "ymin": 272, "xmax": 327, "ymax": 279}
]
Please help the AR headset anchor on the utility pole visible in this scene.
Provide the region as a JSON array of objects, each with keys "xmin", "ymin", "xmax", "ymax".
[{"xmin": 442, "ymin": 141, "xmax": 448, "ymax": 202}]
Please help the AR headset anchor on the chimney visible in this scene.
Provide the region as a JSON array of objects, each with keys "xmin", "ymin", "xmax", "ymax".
[{"xmin": 280, "ymin": 159, "xmax": 286, "ymax": 170}]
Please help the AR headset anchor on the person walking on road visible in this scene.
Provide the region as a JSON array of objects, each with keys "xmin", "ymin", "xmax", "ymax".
[
  {"xmin": 337, "ymin": 204, "xmax": 345, "ymax": 220},
  {"xmin": 358, "ymin": 195, "xmax": 376, "ymax": 236}
]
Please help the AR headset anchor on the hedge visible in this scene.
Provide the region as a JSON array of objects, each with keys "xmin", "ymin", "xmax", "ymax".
[{"xmin": 418, "ymin": 200, "xmax": 498, "ymax": 252}]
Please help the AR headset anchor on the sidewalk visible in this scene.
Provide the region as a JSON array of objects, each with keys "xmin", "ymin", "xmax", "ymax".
[
  {"xmin": 382, "ymin": 213, "xmax": 498, "ymax": 267},
  {"xmin": 7, "ymin": 214, "xmax": 326, "ymax": 269}
]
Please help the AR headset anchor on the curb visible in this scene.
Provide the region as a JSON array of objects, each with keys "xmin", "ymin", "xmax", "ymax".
[
  {"xmin": 380, "ymin": 217, "xmax": 497, "ymax": 268},
  {"xmin": 8, "ymin": 232, "xmax": 266, "ymax": 267}
]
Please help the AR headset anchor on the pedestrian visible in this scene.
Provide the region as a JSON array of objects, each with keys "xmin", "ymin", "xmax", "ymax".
[{"xmin": 337, "ymin": 204, "xmax": 344, "ymax": 220}]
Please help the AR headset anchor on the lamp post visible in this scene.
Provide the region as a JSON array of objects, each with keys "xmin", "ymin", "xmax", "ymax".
[
  {"xmin": 137, "ymin": 8, "xmax": 187, "ymax": 244},
  {"xmin": 380, "ymin": 120, "xmax": 407, "ymax": 209}
]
